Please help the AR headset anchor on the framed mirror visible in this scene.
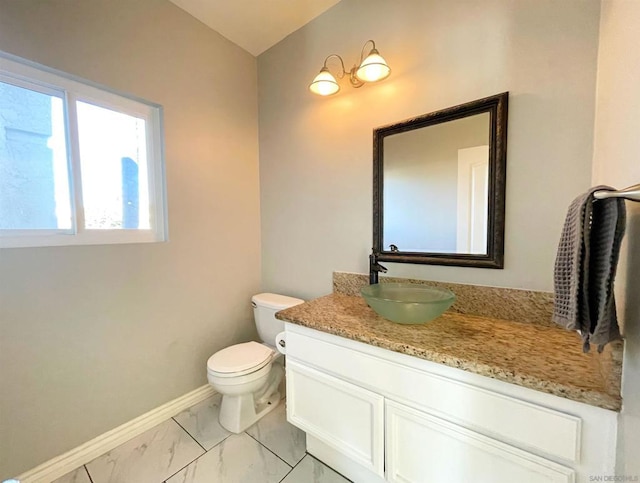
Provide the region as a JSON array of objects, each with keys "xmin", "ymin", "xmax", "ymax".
[{"xmin": 373, "ymin": 92, "xmax": 508, "ymax": 268}]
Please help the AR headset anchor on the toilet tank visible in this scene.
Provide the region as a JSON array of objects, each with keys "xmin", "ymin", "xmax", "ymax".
[{"xmin": 252, "ymin": 293, "xmax": 304, "ymax": 347}]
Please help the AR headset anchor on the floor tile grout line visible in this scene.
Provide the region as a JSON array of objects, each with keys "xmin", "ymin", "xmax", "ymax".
[
  {"xmin": 171, "ymin": 416, "xmax": 208, "ymax": 453},
  {"xmin": 162, "ymin": 445, "xmax": 211, "ymax": 483},
  {"xmin": 278, "ymin": 466, "xmax": 294, "ymax": 483},
  {"xmin": 78, "ymin": 418, "xmax": 204, "ymax": 483},
  {"xmin": 162, "ymin": 456, "xmax": 200, "ymax": 483},
  {"xmin": 163, "ymin": 427, "xmax": 307, "ymax": 483},
  {"xmin": 291, "ymin": 452, "xmax": 308, "ymax": 469},
  {"xmin": 277, "ymin": 453, "xmax": 353, "ymax": 483},
  {"xmin": 244, "ymin": 431, "xmax": 295, "ymax": 470},
  {"xmin": 278, "ymin": 453, "xmax": 308, "ymax": 483},
  {"xmin": 305, "ymin": 453, "xmax": 354, "ymax": 482},
  {"xmin": 83, "ymin": 465, "xmax": 94, "ymax": 483},
  {"xmin": 146, "ymin": 417, "xmax": 208, "ymax": 483},
  {"xmin": 162, "ymin": 432, "xmax": 234, "ymax": 482}
]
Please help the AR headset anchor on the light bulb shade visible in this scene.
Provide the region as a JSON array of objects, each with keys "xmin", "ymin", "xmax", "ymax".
[
  {"xmin": 309, "ymin": 67, "xmax": 340, "ymax": 96},
  {"xmin": 356, "ymin": 49, "xmax": 391, "ymax": 83}
]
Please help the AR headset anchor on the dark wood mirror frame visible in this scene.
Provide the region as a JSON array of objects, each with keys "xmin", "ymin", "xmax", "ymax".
[{"xmin": 373, "ymin": 92, "xmax": 509, "ymax": 268}]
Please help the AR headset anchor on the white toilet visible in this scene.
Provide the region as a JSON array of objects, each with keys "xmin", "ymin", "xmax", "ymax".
[{"xmin": 206, "ymin": 293, "xmax": 303, "ymax": 433}]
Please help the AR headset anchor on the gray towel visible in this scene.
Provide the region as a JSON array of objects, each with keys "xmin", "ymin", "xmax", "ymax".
[{"xmin": 552, "ymin": 186, "xmax": 626, "ymax": 352}]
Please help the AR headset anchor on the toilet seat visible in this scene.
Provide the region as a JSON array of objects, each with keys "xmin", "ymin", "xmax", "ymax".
[{"xmin": 207, "ymin": 341, "xmax": 274, "ymax": 378}]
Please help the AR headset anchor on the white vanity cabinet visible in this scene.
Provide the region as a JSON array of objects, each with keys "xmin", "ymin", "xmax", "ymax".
[
  {"xmin": 286, "ymin": 361, "xmax": 385, "ymax": 477},
  {"xmin": 385, "ymin": 400, "xmax": 573, "ymax": 483},
  {"xmin": 284, "ymin": 323, "xmax": 618, "ymax": 483}
]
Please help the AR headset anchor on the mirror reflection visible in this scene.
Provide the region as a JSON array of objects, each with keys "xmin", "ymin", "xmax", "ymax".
[
  {"xmin": 383, "ymin": 112, "xmax": 490, "ymax": 254},
  {"xmin": 373, "ymin": 92, "xmax": 508, "ymax": 269}
]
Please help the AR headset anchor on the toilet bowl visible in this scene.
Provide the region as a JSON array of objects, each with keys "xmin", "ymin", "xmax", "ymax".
[
  {"xmin": 207, "ymin": 341, "xmax": 284, "ymax": 433},
  {"xmin": 206, "ymin": 293, "xmax": 303, "ymax": 433}
]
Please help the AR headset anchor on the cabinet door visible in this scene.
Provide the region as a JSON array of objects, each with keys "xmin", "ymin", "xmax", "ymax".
[
  {"xmin": 386, "ymin": 401, "xmax": 575, "ymax": 483},
  {"xmin": 286, "ymin": 360, "xmax": 384, "ymax": 477}
]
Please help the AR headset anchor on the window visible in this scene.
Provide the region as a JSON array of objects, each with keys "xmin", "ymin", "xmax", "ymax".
[{"xmin": 0, "ymin": 52, "xmax": 166, "ymax": 248}]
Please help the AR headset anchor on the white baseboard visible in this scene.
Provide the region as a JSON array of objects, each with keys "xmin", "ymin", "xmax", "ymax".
[{"xmin": 17, "ymin": 385, "xmax": 216, "ymax": 483}]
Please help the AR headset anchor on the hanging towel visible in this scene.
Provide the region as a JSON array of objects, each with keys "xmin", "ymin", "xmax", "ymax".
[{"xmin": 552, "ymin": 185, "xmax": 626, "ymax": 352}]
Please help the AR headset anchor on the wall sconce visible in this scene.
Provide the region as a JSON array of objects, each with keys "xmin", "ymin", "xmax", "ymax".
[{"xmin": 309, "ymin": 40, "xmax": 391, "ymax": 96}]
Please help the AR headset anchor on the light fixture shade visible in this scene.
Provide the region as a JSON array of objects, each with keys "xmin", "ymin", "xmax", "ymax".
[
  {"xmin": 309, "ymin": 67, "xmax": 340, "ymax": 96},
  {"xmin": 356, "ymin": 49, "xmax": 391, "ymax": 83}
]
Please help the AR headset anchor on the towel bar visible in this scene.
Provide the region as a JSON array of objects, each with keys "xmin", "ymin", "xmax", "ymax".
[{"xmin": 594, "ymin": 183, "xmax": 640, "ymax": 202}]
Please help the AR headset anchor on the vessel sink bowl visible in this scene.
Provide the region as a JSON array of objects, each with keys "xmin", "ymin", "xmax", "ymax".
[{"xmin": 360, "ymin": 283, "xmax": 456, "ymax": 324}]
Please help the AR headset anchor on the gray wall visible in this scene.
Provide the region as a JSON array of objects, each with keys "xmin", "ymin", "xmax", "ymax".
[
  {"xmin": 592, "ymin": 0, "xmax": 640, "ymax": 475},
  {"xmin": 0, "ymin": 0, "xmax": 260, "ymax": 477},
  {"xmin": 258, "ymin": 0, "xmax": 600, "ymax": 296}
]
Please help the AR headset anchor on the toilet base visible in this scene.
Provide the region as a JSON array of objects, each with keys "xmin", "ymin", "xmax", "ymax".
[
  {"xmin": 219, "ymin": 390, "xmax": 281, "ymax": 433},
  {"xmin": 218, "ymin": 363, "xmax": 284, "ymax": 433}
]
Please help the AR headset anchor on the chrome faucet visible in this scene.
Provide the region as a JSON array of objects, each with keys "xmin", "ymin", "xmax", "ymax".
[{"xmin": 369, "ymin": 250, "xmax": 388, "ymax": 284}]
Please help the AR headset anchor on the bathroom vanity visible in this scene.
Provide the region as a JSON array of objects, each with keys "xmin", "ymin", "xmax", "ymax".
[{"xmin": 276, "ymin": 277, "xmax": 621, "ymax": 483}]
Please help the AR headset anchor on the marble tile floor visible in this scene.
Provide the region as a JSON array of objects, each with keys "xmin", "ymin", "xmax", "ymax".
[{"xmin": 52, "ymin": 395, "xmax": 350, "ymax": 483}]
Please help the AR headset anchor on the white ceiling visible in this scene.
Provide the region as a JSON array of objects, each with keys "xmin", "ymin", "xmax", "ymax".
[{"xmin": 169, "ymin": 0, "xmax": 342, "ymax": 56}]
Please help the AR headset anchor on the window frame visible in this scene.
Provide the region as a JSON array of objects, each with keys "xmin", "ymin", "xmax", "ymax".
[{"xmin": 0, "ymin": 51, "xmax": 167, "ymax": 248}]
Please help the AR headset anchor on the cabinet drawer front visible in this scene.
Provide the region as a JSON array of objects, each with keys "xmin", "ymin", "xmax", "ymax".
[
  {"xmin": 286, "ymin": 330, "xmax": 582, "ymax": 463},
  {"xmin": 386, "ymin": 401, "xmax": 575, "ymax": 483},
  {"xmin": 286, "ymin": 361, "xmax": 385, "ymax": 476}
]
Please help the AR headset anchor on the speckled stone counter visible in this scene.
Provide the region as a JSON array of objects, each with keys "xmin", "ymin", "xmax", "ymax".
[
  {"xmin": 333, "ymin": 271, "xmax": 556, "ymax": 326},
  {"xmin": 276, "ymin": 293, "xmax": 622, "ymax": 411}
]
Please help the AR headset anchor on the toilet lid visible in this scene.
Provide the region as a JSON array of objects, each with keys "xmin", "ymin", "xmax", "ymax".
[{"xmin": 207, "ymin": 341, "xmax": 274, "ymax": 374}]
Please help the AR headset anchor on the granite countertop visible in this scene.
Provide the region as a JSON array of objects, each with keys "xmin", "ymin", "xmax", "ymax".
[{"xmin": 276, "ymin": 293, "xmax": 622, "ymax": 411}]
